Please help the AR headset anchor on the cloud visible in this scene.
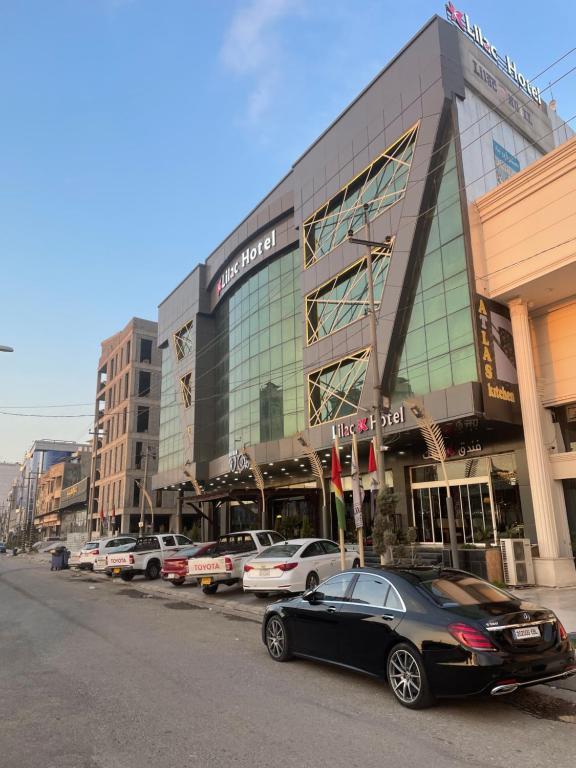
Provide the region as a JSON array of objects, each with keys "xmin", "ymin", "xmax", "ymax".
[{"xmin": 221, "ymin": 0, "xmax": 305, "ymax": 124}]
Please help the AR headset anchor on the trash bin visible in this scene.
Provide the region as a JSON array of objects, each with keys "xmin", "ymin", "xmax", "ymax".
[{"xmin": 50, "ymin": 546, "xmax": 68, "ymax": 571}]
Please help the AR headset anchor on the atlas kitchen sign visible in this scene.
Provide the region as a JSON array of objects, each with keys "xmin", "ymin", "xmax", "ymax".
[
  {"xmin": 331, "ymin": 407, "xmax": 405, "ymax": 440},
  {"xmin": 445, "ymin": 3, "xmax": 542, "ymax": 105},
  {"xmin": 216, "ymin": 229, "xmax": 277, "ymax": 298}
]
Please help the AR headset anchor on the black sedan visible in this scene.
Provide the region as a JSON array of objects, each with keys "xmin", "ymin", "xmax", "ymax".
[{"xmin": 262, "ymin": 566, "xmax": 576, "ymax": 709}]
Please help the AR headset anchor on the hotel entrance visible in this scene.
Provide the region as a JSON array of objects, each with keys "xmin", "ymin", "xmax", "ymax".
[{"xmin": 410, "ymin": 453, "xmax": 522, "ymax": 545}]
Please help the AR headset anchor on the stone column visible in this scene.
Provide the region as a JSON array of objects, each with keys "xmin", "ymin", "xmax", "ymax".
[
  {"xmin": 508, "ymin": 298, "xmax": 576, "ymax": 586},
  {"xmin": 175, "ymin": 488, "xmax": 183, "ymax": 535}
]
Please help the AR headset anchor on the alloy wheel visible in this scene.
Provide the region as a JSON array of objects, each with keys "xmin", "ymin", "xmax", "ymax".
[
  {"xmin": 388, "ymin": 648, "xmax": 422, "ymax": 705},
  {"xmin": 306, "ymin": 572, "xmax": 319, "ymax": 590},
  {"xmin": 266, "ymin": 617, "xmax": 285, "ymax": 659}
]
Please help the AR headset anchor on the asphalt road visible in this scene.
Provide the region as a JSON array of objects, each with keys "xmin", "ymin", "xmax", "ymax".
[{"xmin": 1, "ymin": 557, "xmax": 574, "ymax": 768}]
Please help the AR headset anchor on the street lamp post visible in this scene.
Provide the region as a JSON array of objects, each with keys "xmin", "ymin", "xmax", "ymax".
[
  {"xmin": 348, "ymin": 204, "xmax": 393, "ymax": 491},
  {"xmin": 407, "ymin": 401, "xmax": 460, "ymax": 569}
]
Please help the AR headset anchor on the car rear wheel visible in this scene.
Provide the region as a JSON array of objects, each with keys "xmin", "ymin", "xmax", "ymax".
[
  {"xmin": 352, "ymin": 558, "xmax": 360, "ymax": 568},
  {"xmin": 306, "ymin": 572, "xmax": 319, "ymax": 591},
  {"xmin": 254, "ymin": 592, "xmax": 269, "ymax": 599},
  {"xmin": 265, "ymin": 615, "xmax": 292, "ymax": 662},
  {"xmin": 202, "ymin": 584, "xmax": 219, "ymax": 595},
  {"xmin": 171, "ymin": 578, "xmax": 185, "ymax": 586},
  {"xmin": 387, "ymin": 643, "xmax": 435, "ymax": 709},
  {"xmin": 120, "ymin": 572, "xmax": 134, "ymax": 582},
  {"xmin": 145, "ymin": 561, "xmax": 161, "ymax": 580}
]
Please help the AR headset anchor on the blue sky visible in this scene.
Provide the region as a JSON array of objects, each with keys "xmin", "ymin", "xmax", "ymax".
[{"xmin": 1, "ymin": 0, "xmax": 575, "ymax": 463}]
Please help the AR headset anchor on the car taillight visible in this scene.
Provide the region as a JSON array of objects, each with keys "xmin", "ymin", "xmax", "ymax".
[
  {"xmin": 91, "ymin": 549, "xmax": 99, "ymax": 555},
  {"xmin": 129, "ymin": 554, "xmax": 134, "ymax": 564},
  {"xmin": 275, "ymin": 562, "xmax": 298, "ymax": 572},
  {"xmin": 244, "ymin": 564, "xmax": 254, "ymax": 572},
  {"xmin": 224, "ymin": 557, "xmax": 233, "ymax": 572},
  {"xmin": 448, "ymin": 623, "xmax": 496, "ymax": 651},
  {"xmin": 558, "ymin": 621, "xmax": 568, "ymax": 641}
]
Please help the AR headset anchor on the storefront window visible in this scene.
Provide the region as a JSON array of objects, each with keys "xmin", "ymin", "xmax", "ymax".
[
  {"xmin": 410, "ymin": 453, "xmax": 522, "ymax": 544},
  {"xmin": 552, "ymin": 403, "xmax": 576, "ymax": 452}
]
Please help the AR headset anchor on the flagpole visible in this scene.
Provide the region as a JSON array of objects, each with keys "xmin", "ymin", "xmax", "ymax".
[
  {"xmin": 351, "ymin": 433, "xmax": 365, "ymax": 567},
  {"xmin": 332, "ymin": 436, "xmax": 347, "ymax": 572}
]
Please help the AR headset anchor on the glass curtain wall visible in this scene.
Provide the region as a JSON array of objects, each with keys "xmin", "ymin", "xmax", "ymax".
[
  {"xmin": 392, "ymin": 138, "xmax": 478, "ymax": 398},
  {"xmin": 158, "ymin": 347, "xmax": 185, "ymax": 474},
  {"xmin": 213, "ymin": 247, "xmax": 305, "ymax": 458}
]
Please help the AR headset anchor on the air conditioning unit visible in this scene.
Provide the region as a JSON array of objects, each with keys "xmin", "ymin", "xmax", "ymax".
[{"xmin": 500, "ymin": 538, "xmax": 535, "ymax": 586}]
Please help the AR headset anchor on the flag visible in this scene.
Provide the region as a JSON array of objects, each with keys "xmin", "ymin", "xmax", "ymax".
[
  {"xmin": 369, "ymin": 437, "xmax": 379, "ymax": 523},
  {"xmin": 98, "ymin": 504, "xmax": 104, "ymax": 520},
  {"xmin": 331, "ymin": 440, "xmax": 346, "ymax": 531},
  {"xmin": 351, "ymin": 433, "xmax": 364, "ymax": 530}
]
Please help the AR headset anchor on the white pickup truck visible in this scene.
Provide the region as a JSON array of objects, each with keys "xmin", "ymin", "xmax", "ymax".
[
  {"xmin": 189, "ymin": 530, "xmax": 285, "ymax": 594},
  {"xmin": 106, "ymin": 534, "xmax": 193, "ymax": 581}
]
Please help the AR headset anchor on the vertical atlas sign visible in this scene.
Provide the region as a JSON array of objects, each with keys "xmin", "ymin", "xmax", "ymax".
[
  {"xmin": 476, "ymin": 296, "xmax": 521, "ymax": 423},
  {"xmin": 445, "ymin": 3, "xmax": 542, "ymax": 105}
]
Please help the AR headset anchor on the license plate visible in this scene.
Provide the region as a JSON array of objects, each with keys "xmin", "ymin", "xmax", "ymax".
[
  {"xmin": 257, "ymin": 569, "xmax": 272, "ymax": 577},
  {"xmin": 513, "ymin": 626, "xmax": 541, "ymax": 640},
  {"xmin": 113, "ymin": 567, "xmax": 121, "ymax": 575},
  {"xmin": 167, "ymin": 574, "xmax": 176, "ymax": 579},
  {"xmin": 201, "ymin": 577, "xmax": 213, "ymax": 586}
]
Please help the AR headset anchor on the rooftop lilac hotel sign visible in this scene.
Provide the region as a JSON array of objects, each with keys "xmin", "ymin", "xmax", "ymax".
[{"xmin": 445, "ymin": 2, "xmax": 542, "ymax": 105}]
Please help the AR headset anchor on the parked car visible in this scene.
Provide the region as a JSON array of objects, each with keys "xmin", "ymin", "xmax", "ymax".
[
  {"xmin": 32, "ymin": 538, "xmax": 64, "ymax": 552},
  {"xmin": 189, "ymin": 530, "xmax": 286, "ymax": 594},
  {"xmin": 243, "ymin": 538, "xmax": 360, "ymax": 597},
  {"xmin": 262, "ymin": 566, "xmax": 576, "ymax": 710},
  {"xmin": 73, "ymin": 536, "xmax": 137, "ymax": 570},
  {"xmin": 93, "ymin": 539, "xmax": 137, "ymax": 574},
  {"xmin": 0, "ymin": 541, "xmax": 6, "ymax": 554},
  {"xmin": 106, "ymin": 534, "xmax": 193, "ymax": 581},
  {"xmin": 161, "ymin": 542, "xmax": 216, "ymax": 586}
]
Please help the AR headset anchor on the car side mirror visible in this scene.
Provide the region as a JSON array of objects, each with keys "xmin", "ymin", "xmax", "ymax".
[{"xmin": 303, "ymin": 590, "xmax": 323, "ymax": 604}]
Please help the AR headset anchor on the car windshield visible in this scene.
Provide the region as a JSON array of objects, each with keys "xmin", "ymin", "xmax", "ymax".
[
  {"xmin": 214, "ymin": 534, "xmax": 255, "ymax": 554},
  {"xmin": 255, "ymin": 544, "xmax": 301, "ymax": 559},
  {"xmin": 417, "ymin": 573, "xmax": 516, "ymax": 607}
]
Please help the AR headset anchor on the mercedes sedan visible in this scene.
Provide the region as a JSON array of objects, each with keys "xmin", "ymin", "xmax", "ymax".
[{"xmin": 262, "ymin": 567, "xmax": 576, "ymax": 709}]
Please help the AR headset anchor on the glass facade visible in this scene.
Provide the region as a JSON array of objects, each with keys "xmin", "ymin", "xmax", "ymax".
[
  {"xmin": 303, "ymin": 125, "xmax": 418, "ymax": 267},
  {"xmin": 158, "ymin": 347, "xmax": 185, "ymax": 474},
  {"xmin": 392, "ymin": 138, "xmax": 478, "ymax": 398},
  {"xmin": 308, "ymin": 348, "xmax": 370, "ymax": 426},
  {"xmin": 305, "ymin": 246, "xmax": 391, "ymax": 344},
  {"xmin": 174, "ymin": 321, "xmax": 194, "ymax": 360},
  {"xmin": 212, "ymin": 246, "xmax": 305, "ymax": 457}
]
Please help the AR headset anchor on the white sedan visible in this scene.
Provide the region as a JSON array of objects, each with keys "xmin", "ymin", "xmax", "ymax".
[{"xmin": 243, "ymin": 538, "xmax": 360, "ymax": 597}]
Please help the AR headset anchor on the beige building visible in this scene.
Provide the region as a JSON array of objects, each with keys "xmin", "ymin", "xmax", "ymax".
[
  {"xmin": 471, "ymin": 134, "xmax": 576, "ymax": 586},
  {"xmin": 89, "ymin": 318, "xmax": 175, "ymax": 535},
  {"xmin": 34, "ymin": 448, "xmax": 91, "ymax": 536}
]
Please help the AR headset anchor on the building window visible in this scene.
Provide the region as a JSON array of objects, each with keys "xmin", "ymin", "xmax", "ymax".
[
  {"xmin": 306, "ymin": 242, "xmax": 393, "ymax": 344},
  {"xmin": 155, "ymin": 489, "xmax": 163, "ymax": 507},
  {"xmin": 140, "ymin": 338, "xmax": 153, "ymax": 364},
  {"xmin": 122, "ymin": 407, "xmax": 127, "ymax": 434},
  {"xmin": 135, "ymin": 441, "xmax": 143, "ymax": 469},
  {"xmin": 138, "ymin": 371, "xmax": 151, "ymax": 397},
  {"xmin": 174, "ymin": 321, "xmax": 194, "ymax": 361},
  {"xmin": 180, "ymin": 373, "xmax": 193, "ymax": 408},
  {"xmin": 124, "ymin": 373, "xmax": 129, "ymax": 400},
  {"xmin": 136, "ymin": 406, "xmax": 149, "ymax": 433},
  {"xmin": 303, "ymin": 124, "xmax": 418, "ymax": 267},
  {"xmin": 552, "ymin": 403, "xmax": 576, "ymax": 453},
  {"xmin": 133, "ymin": 480, "xmax": 140, "ymax": 508},
  {"xmin": 308, "ymin": 348, "xmax": 370, "ymax": 426}
]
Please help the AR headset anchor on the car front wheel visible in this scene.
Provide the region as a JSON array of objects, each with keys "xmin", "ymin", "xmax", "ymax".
[
  {"xmin": 145, "ymin": 561, "xmax": 161, "ymax": 580},
  {"xmin": 387, "ymin": 643, "xmax": 435, "ymax": 709},
  {"xmin": 265, "ymin": 615, "xmax": 292, "ymax": 662},
  {"xmin": 305, "ymin": 572, "xmax": 319, "ymax": 591}
]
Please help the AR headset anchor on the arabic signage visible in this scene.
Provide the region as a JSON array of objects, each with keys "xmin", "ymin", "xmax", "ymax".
[
  {"xmin": 216, "ymin": 229, "xmax": 277, "ymax": 298},
  {"xmin": 476, "ymin": 296, "xmax": 521, "ymax": 424},
  {"xmin": 331, "ymin": 407, "xmax": 405, "ymax": 440},
  {"xmin": 445, "ymin": 3, "xmax": 542, "ymax": 105}
]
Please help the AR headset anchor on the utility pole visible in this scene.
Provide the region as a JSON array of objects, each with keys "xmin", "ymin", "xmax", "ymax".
[
  {"xmin": 348, "ymin": 205, "xmax": 394, "ymax": 490},
  {"xmin": 139, "ymin": 446, "xmax": 156, "ymax": 534}
]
